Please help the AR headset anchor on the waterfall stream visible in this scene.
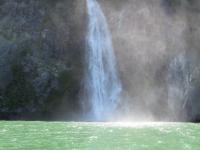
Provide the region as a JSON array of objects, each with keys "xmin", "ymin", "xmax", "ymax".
[{"xmin": 84, "ymin": 0, "xmax": 121, "ymax": 120}]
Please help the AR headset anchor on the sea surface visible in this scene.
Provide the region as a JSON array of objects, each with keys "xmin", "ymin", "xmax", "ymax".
[{"xmin": 0, "ymin": 122, "xmax": 199, "ymax": 150}]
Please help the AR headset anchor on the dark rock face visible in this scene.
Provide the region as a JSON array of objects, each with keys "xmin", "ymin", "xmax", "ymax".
[{"xmin": 0, "ymin": 0, "xmax": 86, "ymax": 120}]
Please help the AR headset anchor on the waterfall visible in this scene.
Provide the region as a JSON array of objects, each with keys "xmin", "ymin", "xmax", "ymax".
[{"xmin": 84, "ymin": 0, "xmax": 122, "ymax": 120}]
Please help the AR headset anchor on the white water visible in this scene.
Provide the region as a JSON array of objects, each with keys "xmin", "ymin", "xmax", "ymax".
[{"xmin": 84, "ymin": 0, "xmax": 121, "ymax": 120}]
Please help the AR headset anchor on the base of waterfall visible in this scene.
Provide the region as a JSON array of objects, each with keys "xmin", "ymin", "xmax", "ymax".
[{"xmin": 0, "ymin": 121, "xmax": 199, "ymax": 150}]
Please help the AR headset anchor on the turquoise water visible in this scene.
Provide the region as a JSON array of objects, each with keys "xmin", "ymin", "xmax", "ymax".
[{"xmin": 0, "ymin": 122, "xmax": 199, "ymax": 150}]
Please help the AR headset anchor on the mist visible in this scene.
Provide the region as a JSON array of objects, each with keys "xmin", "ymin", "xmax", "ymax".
[{"xmin": 97, "ymin": 0, "xmax": 200, "ymax": 121}]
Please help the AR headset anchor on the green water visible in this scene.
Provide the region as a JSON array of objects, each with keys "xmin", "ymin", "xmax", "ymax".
[{"xmin": 0, "ymin": 122, "xmax": 199, "ymax": 150}]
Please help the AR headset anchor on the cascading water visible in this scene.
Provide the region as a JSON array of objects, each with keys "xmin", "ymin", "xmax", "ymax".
[{"xmin": 84, "ymin": 0, "xmax": 122, "ymax": 121}]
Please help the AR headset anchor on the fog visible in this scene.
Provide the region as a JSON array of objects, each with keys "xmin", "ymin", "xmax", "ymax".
[{"xmin": 97, "ymin": 0, "xmax": 200, "ymax": 121}]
